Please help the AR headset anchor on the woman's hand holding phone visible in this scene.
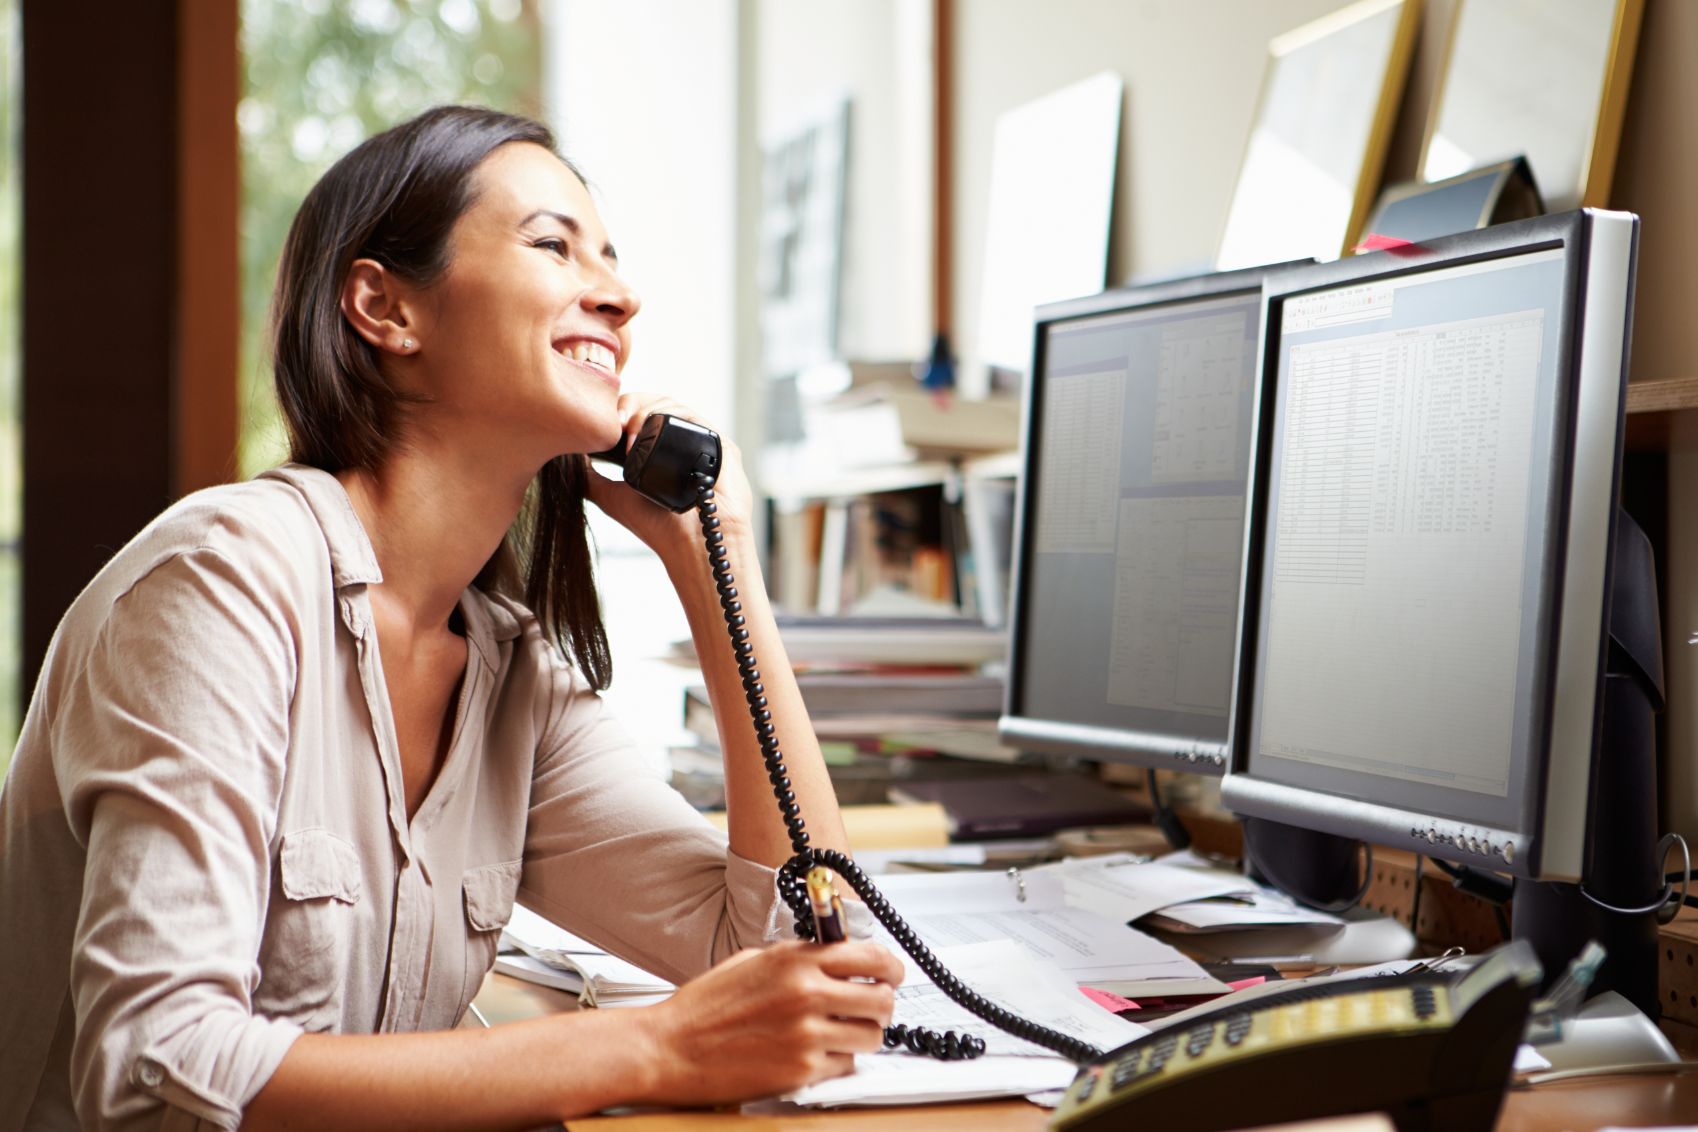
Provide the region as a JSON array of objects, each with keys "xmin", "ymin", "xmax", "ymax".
[{"xmin": 584, "ymin": 393, "xmax": 753, "ymax": 564}]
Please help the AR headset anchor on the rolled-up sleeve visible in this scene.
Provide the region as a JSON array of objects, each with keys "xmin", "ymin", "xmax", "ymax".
[
  {"xmin": 56, "ymin": 548, "xmax": 304, "ymax": 1131},
  {"xmin": 517, "ymin": 638, "xmax": 781, "ymax": 985}
]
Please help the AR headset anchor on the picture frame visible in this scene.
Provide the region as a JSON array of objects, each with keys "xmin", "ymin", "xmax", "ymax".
[
  {"xmin": 1361, "ymin": 155, "xmax": 1544, "ymax": 248},
  {"xmin": 1216, "ymin": 0, "xmax": 1422, "ymax": 271},
  {"xmin": 1419, "ymin": 0, "xmax": 1645, "ymax": 212},
  {"xmin": 757, "ymin": 98, "xmax": 851, "ymax": 382}
]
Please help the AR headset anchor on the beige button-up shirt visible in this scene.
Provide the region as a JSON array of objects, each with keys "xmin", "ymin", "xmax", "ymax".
[{"xmin": 0, "ymin": 465, "xmax": 781, "ymax": 1131}]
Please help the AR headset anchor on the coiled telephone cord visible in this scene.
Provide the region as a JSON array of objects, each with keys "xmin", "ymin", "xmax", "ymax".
[{"xmin": 691, "ymin": 471, "xmax": 1103, "ymax": 1065}]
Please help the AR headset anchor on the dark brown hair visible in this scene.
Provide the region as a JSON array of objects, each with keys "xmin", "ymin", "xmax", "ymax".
[{"xmin": 271, "ymin": 105, "xmax": 611, "ymax": 689}]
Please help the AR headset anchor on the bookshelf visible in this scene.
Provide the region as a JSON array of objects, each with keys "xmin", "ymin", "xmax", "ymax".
[
  {"xmin": 1627, "ymin": 376, "xmax": 1698, "ymax": 416},
  {"xmin": 1623, "ymin": 378, "xmax": 1698, "ymax": 452},
  {"xmin": 765, "ymin": 451, "xmax": 1021, "ymax": 625}
]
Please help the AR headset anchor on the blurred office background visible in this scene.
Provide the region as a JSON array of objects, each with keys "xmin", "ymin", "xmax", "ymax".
[{"xmin": 2, "ymin": 1, "xmax": 1696, "ymax": 845}]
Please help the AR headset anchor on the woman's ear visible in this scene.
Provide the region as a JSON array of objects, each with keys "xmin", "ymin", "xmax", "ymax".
[{"xmin": 341, "ymin": 258, "xmax": 420, "ymax": 356}]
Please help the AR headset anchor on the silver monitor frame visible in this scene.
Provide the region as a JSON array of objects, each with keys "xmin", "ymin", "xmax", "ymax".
[
  {"xmin": 1221, "ymin": 210, "xmax": 1639, "ymax": 882},
  {"xmin": 1000, "ymin": 263, "xmax": 1308, "ymax": 774}
]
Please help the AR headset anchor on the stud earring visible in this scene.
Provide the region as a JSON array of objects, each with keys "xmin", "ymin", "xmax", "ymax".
[{"xmin": 402, "ymin": 338, "xmax": 415, "ymax": 351}]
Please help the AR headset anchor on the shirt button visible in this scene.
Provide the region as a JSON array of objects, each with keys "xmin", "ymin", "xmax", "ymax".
[{"xmin": 137, "ymin": 1058, "xmax": 166, "ymax": 1088}]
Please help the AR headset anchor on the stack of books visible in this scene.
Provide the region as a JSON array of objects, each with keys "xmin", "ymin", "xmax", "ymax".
[
  {"xmin": 686, "ymin": 667, "xmax": 1007, "ymax": 751},
  {"xmin": 675, "ymin": 615, "xmax": 1037, "ymax": 805}
]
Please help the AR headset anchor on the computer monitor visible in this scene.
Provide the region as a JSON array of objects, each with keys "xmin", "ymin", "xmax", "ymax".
[
  {"xmin": 1001, "ymin": 264, "xmax": 1299, "ymax": 773},
  {"xmin": 1222, "ymin": 210, "xmax": 1641, "ymax": 891}
]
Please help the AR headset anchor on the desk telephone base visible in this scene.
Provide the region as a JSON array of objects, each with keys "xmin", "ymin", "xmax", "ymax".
[{"xmin": 1051, "ymin": 940, "xmax": 1542, "ymax": 1132}]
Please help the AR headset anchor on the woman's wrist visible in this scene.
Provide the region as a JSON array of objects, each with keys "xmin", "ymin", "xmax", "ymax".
[
  {"xmin": 613, "ymin": 998, "xmax": 682, "ymax": 1105},
  {"xmin": 658, "ymin": 509, "xmax": 758, "ymax": 596},
  {"xmin": 540, "ymin": 1005, "xmax": 671, "ymax": 1112}
]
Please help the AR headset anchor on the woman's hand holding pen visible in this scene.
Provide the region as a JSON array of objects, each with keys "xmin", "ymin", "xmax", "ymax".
[{"xmin": 629, "ymin": 941, "xmax": 902, "ymax": 1105}]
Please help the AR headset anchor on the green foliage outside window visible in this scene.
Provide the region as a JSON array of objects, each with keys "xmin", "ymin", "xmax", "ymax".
[{"xmin": 238, "ymin": 0, "xmax": 541, "ymax": 475}]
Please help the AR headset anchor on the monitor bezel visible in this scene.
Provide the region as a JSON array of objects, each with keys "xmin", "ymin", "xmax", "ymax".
[
  {"xmin": 1220, "ymin": 210, "xmax": 1638, "ymax": 881},
  {"xmin": 1000, "ymin": 262, "xmax": 1309, "ymax": 774}
]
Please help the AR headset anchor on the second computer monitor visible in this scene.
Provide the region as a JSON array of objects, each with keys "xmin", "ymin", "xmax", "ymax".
[
  {"xmin": 1222, "ymin": 210, "xmax": 1640, "ymax": 883},
  {"xmin": 1002, "ymin": 265, "xmax": 1298, "ymax": 772}
]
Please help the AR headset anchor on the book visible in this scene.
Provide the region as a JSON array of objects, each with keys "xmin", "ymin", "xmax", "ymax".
[
  {"xmin": 779, "ymin": 615, "xmax": 1008, "ymax": 667},
  {"xmin": 702, "ymin": 801, "xmax": 953, "ymax": 849},
  {"xmin": 888, "ymin": 773, "xmax": 1152, "ymax": 840},
  {"xmin": 493, "ymin": 952, "xmax": 584, "ymax": 994},
  {"xmin": 685, "ymin": 671, "xmax": 1003, "ymax": 721},
  {"xmin": 670, "ymin": 616, "xmax": 1006, "ymax": 668},
  {"xmin": 499, "ymin": 905, "xmax": 675, "ymax": 1006},
  {"xmin": 783, "ymin": 378, "xmax": 1022, "ymax": 471},
  {"xmin": 683, "ymin": 693, "xmax": 1019, "ymax": 766}
]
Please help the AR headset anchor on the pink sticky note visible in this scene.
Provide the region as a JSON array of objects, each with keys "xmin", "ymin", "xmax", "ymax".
[
  {"xmin": 1226, "ymin": 976, "xmax": 1266, "ymax": 992},
  {"xmin": 1354, "ymin": 232, "xmax": 1417, "ymax": 253},
  {"xmin": 1081, "ymin": 986, "xmax": 1141, "ymax": 1013}
]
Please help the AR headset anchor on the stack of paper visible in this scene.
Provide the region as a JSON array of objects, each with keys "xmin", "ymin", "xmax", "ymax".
[
  {"xmin": 787, "ymin": 939, "xmax": 1145, "ymax": 1108},
  {"xmin": 1052, "ymin": 854, "xmax": 1356, "ymax": 972},
  {"xmin": 497, "ymin": 904, "xmax": 675, "ymax": 1008},
  {"xmin": 1148, "ymin": 883, "xmax": 1346, "ymax": 933},
  {"xmin": 1040, "ymin": 853, "xmax": 1345, "ymax": 933},
  {"xmin": 868, "ymin": 868, "xmax": 1226, "ymax": 999}
]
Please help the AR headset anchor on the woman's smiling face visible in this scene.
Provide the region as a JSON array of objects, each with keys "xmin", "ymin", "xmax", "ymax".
[{"xmin": 405, "ymin": 141, "xmax": 641, "ymax": 460}]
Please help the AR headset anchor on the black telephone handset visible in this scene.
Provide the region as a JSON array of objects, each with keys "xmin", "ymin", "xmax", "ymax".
[
  {"xmin": 591, "ymin": 413, "xmax": 723, "ymax": 512},
  {"xmin": 597, "ymin": 413, "xmax": 1094, "ymax": 1064},
  {"xmin": 1049, "ymin": 940, "xmax": 1543, "ymax": 1132}
]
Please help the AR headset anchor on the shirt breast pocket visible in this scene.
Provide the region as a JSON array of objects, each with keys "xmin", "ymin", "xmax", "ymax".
[
  {"xmin": 460, "ymin": 860, "xmax": 523, "ymax": 1013},
  {"xmin": 259, "ymin": 828, "xmax": 363, "ymax": 1030}
]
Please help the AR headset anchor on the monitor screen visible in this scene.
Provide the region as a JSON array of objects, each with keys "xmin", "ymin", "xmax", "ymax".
[
  {"xmin": 1224, "ymin": 211, "xmax": 1638, "ymax": 880},
  {"xmin": 1003, "ymin": 268, "xmax": 1284, "ymax": 770}
]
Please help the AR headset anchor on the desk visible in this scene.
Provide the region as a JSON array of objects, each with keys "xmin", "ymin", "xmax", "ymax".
[{"xmin": 474, "ymin": 972, "xmax": 1698, "ymax": 1131}]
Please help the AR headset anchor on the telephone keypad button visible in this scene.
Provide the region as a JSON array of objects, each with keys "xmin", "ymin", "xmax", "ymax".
[
  {"xmin": 1184, "ymin": 1024, "xmax": 1216, "ymax": 1058},
  {"xmin": 1411, "ymin": 986, "xmax": 1438, "ymax": 1020},
  {"xmin": 1224, "ymin": 1014, "xmax": 1252, "ymax": 1046},
  {"xmin": 1110, "ymin": 1052, "xmax": 1146, "ymax": 1090}
]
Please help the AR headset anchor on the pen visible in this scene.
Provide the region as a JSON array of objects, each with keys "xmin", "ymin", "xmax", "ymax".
[{"xmin": 806, "ymin": 866, "xmax": 847, "ymax": 943}]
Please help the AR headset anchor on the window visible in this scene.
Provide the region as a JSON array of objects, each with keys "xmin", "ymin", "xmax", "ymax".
[{"xmin": 238, "ymin": 0, "xmax": 541, "ymax": 473}]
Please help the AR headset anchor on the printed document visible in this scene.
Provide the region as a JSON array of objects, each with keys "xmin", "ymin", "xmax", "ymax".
[
  {"xmin": 870, "ymin": 871, "xmax": 1216, "ymax": 993},
  {"xmin": 787, "ymin": 939, "xmax": 1145, "ymax": 1107}
]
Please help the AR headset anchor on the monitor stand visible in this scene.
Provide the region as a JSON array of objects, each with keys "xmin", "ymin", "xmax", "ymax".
[
  {"xmin": 1240, "ymin": 817, "xmax": 1362, "ymax": 907},
  {"xmin": 1513, "ymin": 508, "xmax": 1665, "ymax": 1018},
  {"xmin": 1227, "ymin": 811, "xmax": 1416, "ymax": 965},
  {"xmin": 1531, "ymin": 990, "xmax": 1679, "ymax": 1073}
]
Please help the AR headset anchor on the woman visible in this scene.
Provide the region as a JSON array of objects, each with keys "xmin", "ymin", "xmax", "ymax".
[{"xmin": 0, "ymin": 106, "xmax": 901, "ymax": 1131}]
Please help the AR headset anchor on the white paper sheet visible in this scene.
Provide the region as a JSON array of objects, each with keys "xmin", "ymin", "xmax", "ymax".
[
  {"xmin": 871, "ymin": 866, "xmax": 1216, "ymax": 992},
  {"xmin": 1043, "ymin": 855, "xmax": 1257, "ymax": 924},
  {"xmin": 501, "ymin": 902, "xmax": 605, "ymax": 956},
  {"xmin": 888, "ymin": 940, "xmax": 1148, "ymax": 1058},
  {"xmin": 1154, "ymin": 884, "xmax": 1345, "ymax": 931},
  {"xmin": 787, "ymin": 1052, "xmax": 1077, "ymax": 1108},
  {"xmin": 787, "ymin": 940, "xmax": 1142, "ymax": 1108}
]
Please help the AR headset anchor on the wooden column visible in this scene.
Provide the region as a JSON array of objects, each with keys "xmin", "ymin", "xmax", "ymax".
[
  {"xmin": 20, "ymin": 0, "xmax": 238, "ymax": 698},
  {"xmin": 175, "ymin": 1, "xmax": 241, "ymax": 496}
]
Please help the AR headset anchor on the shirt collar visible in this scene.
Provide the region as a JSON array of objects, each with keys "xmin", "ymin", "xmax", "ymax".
[
  {"xmin": 260, "ymin": 463, "xmax": 526, "ymax": 672},
  {"xmin": 457, "ymin": 588, "xmax": 523, "ymax": 673},
  {"xmin": 259, "ymin": 464, "xmax": 383, "ymax": 588}
]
